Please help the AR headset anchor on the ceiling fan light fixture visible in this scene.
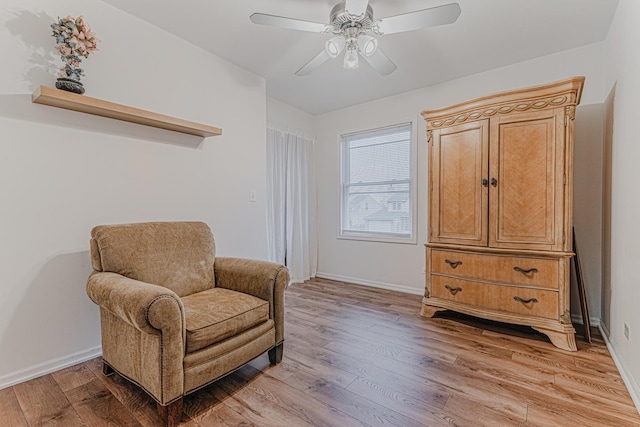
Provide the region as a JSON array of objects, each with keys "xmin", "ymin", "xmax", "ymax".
[
  {"xmin": 357, "ymin": 35, "xmax": 378, "ymax": 57},
  {"xmin": 325, "ymin": 36, "xmax": 346, "ymax": 58},
  {"xmin": 251, "ymin": 1, "xmax": 462, "ymax": 76},
  {"xmin": 343, "ymin": 48, "xmax": 359, "ymax": 69}
]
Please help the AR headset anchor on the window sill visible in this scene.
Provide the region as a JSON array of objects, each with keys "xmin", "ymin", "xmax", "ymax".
[{"xmin": 338, "ymin": 233, "xmax": 417, "ymax": 245}]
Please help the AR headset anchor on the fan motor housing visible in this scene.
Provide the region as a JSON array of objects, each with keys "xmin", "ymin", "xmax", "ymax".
[{"xmin": 330, "ymin": 1, "xmax": 375, "ymax": 31}]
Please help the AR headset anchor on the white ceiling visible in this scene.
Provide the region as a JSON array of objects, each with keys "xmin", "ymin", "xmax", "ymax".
[{"xmin": 102, "ymin": 0, "xmax": 618, "ymax": 115}]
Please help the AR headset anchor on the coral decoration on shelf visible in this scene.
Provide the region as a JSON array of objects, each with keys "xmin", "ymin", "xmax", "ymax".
[{"xmin": 51, "ymin": 15, "xmax": 99, "ymax": 94}]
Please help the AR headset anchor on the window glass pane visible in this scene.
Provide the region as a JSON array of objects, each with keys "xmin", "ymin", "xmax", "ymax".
[
  {"xmin": 349, "ymin": 138, "xmax": 410, "ymax": 183},
  {"xmin": 340, "ymin": 123, "xmax": 413, "ymax": 240}
]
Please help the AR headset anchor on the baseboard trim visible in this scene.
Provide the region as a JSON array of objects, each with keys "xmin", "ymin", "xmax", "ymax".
[
  {"xmin": 598, "ymin": 325, "xmax": 640, "ymax": 414},
  {"xmin": 315, "ymin": 272, "xmax": 424, "ymax": 295},
  {"xmin": 600, "ymin": 321, "xmax": 611, "ymax": 338},
  {"xmin": 0, "ymin": 346, "xmax": 102, "ymax": 390}
]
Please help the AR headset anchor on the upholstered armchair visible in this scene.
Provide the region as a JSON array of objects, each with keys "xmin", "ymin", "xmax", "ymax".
[{"xmin": 86, "ymin": 222, "xmax": 288, "ymax": 427}]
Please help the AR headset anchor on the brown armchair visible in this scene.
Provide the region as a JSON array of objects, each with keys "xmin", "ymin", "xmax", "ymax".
[{"xmin": 86, "ymin": 222, "xmax": 288, "ymax": 426}]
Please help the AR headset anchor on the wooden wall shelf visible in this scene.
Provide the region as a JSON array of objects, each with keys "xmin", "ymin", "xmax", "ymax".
[{"xmin": 31, "ymin": 86, "xmax": 222, "ymax": 137}]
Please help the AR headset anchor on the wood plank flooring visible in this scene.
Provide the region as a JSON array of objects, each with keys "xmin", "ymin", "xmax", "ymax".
[{"xmin": 2, "ymin": 277, "xmax": 639, "ymax": 426}]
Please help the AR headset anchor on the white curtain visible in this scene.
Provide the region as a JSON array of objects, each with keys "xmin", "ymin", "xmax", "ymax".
[{"xmin": 266, "ymin": 126, "xmax": 317, "ymax": 283}]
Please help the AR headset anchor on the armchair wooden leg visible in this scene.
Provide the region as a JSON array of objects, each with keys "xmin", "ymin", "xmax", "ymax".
[
  {"xmin": 157, "ymin": 398, "xmax": 183, "ymax": 427},
  {"xmin": 268, "ymin": 342, "xmax": 283, "ymax": 365},
  {"xmin": 102, "ymin": 361, "xmax": 114, "ymax": 376}
]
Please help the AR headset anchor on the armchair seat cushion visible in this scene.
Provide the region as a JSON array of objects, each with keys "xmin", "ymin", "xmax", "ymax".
[{"xmin": 182, "ymin": 288, "xmax": 269, "ymax": 353}]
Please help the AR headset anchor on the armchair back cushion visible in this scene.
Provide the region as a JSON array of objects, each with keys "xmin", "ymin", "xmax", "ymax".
[{"xmin": 91, "ymin": 222, "xmax": 216, "ymax": 297}]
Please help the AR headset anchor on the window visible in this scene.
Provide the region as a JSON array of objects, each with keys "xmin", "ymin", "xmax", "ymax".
[{"xmin": 340, "ymin": 122, "xmax": 415, "ymax": 243}]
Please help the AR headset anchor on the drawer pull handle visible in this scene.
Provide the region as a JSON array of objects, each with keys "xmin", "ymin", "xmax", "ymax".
[
  {"xmin": 514, "ymin": 266, "xmax": 538, "ymax": 275},
  {"xmin": 513, "ymin": 296, "xmax": 538, "ymax": 304},
  {"xmin": 444, "ymin": 284, "xmax": 462, "ymax": 294},
  {"xmin": 445, "ymin": 259, "xmax": 463, "ymax": 268}
]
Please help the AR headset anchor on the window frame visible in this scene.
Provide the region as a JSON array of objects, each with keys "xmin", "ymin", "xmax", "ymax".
[{"xmin": 337, "ymin": 121, "xmax": 418, "ymax": 244}]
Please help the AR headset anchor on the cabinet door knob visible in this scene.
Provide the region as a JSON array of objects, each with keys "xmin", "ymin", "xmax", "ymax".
[
  {"xmin": 491, "ymin": 177, "xmax": 498, "ymax": 187},
  {"xmin": 482, "ymin": 178, "xmax": 488, "ymax": 187},
  {"xmin": 514, "ymin": 266, "xmax": 539, "ymax": 275},
  {"xmin": 445, "ymin": 259, "xmax": 462, "ymax": 268},
  {"xmin": 444, "ymin": 284, "xmax": 462, "ymax": 294},
  {"xmin": 513, "ymin": 296, "xmax": 538, "ymax": 304}
]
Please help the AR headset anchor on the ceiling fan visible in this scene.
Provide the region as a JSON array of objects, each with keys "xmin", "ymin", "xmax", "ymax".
[{"xmin": 250, "ymin": 1, "xmax": 461, "ymax": 76}]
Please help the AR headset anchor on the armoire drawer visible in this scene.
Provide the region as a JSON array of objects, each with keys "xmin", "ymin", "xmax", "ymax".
[
  {"xmin": 430, "ymin": 249, "xmax": 559, "ymax": 289},
  {"xmin": 430, "ymin": 275, "xmax": 559, "ymax": 320}
]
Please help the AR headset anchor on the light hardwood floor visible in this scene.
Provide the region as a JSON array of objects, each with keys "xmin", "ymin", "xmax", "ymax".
[{"xmin": 2, "ymin": 277, "xmax": 639, "ymax": 426}]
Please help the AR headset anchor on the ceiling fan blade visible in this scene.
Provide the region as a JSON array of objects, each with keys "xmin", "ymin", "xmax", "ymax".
[
  {"xmin": 362, "ymin": 48, "xmax": 397, "ymax": 76},
  {"xmin": 376, "ymin": 2, "xmax": 461, "ymax": 35},
  {"xmin": 345, "ymin": 0, "xmax": 369, "ymax": 17},
  {"xmin": 295, "ymin": 49, "xmax": 331, "ymax": 76},
  {"xmin": 250, "ymin": 13, "xmax": 330, "ymax": 33}
]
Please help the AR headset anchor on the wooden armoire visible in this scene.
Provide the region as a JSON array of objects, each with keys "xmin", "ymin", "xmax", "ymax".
[{"xmin": 421, "ymin": 77, "xmax": 584, "ymax": 351}]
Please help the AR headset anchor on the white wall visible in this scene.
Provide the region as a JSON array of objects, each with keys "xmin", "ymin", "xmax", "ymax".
[
  {"xmin": 601, "ymin": 0, "xmax": 640, "ymax": 408},
  {"xmin": 0, "ymin": 0, "xmax": 267, "ymax": 386},
  {"xmin": 267, "ymin": 96, "xmax": 315, "ymax": 136},
  {"xmin": 314, "ymin": 41, "xmax": 607, "ymax": 306},
  {"xmin": 572, "ymin": 102, "xmax": 604, "ymax": 324}
]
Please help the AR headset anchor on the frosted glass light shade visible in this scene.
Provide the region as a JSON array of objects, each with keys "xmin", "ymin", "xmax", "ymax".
[
  {"xmin": 325, "ymin": 36, "xmax": 346, "ymax": 58},
  {"xmin": 357, "ymin": 35, "xmax": 378, "ymax": 57},
  {"xmin": 344, "ymin": 48, "xmax": 359, "ymax": 69}
]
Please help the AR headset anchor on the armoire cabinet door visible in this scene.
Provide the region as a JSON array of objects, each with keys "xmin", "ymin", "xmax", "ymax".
[
  {"xmin": 489, "ymin": 108, "xmax": 565, "ymax": 250},
  {"xmin": 430, "ymin": 120, "xmax": 488, "ymax": 246}
]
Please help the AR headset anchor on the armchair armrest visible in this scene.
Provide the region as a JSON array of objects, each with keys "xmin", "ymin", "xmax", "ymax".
[
  {"xmin": 87, "ymin": 271, "xmax": 186, "ymax": 405},
  {"xmin": 214, "ymin": 258, "xmax": 289, "ymax": 344},
  {"xmin": 87, "ymin": 272, "xmax": 185, "ymax": 337}
]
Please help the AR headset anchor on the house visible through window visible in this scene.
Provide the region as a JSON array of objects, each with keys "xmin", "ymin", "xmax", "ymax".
[{"xmin": 340, "ymin": 122, "xmax": 415, "ymax": 242}]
